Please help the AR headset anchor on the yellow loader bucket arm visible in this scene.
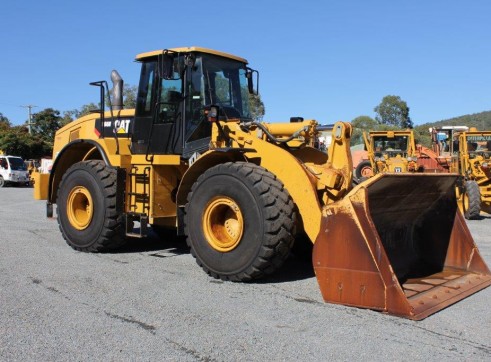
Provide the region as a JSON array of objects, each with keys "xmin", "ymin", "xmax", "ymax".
[{"xmin": 313, "ymin": 173, "xmax": 491, "ymax": 320}]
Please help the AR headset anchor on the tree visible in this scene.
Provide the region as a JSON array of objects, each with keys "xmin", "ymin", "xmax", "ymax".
[
  {"xmin": 351, "ymin": 115, "xmax": 379, "ymax": 145},
  {"xmin": 62, "ymin": 84, "xmax": 138, "ymax": 124},
  {"xmin": 374, "ymin": 95, "xmax": 413, "ymax": 129},
  {"xmin": 249, "ymin": 93, "xmax": 265, "ymax": 121},
  {"xmin": 123, "ymin": 84, "xmax": 137, "ymax": 109},
  {"xmin": 0, "ymin": 112, "xmax": 11, "ymax": 131},
  {"xmin": 31, "ymin": 108, "xmax": 64, "ymax": 144},
  {"xmin": 0, "ymin": 126, "xmax": 51, "ymax": 159}
]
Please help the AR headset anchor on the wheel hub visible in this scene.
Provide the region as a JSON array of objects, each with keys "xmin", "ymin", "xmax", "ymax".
[
  {"xmin": 203, "ymin": 196, "xmax": 244, "ymax": 252},
  {"xmin": 67, "ymin": 186, "xmax": 93, "ymax": 230}
]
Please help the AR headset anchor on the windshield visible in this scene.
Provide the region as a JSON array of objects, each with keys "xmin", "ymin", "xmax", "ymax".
[
  {"xmin": 7, "ymin": 157, "xmax": 27, "ymax": 171},
  {"xmin": 465, "ymin": 134, "xmax": 491, "ymax": 157},
  {"xmin": 372, "ymin": 136, "xmax": 409, "ymax": 154},
  {"xmin": 201, "ymin": 54, "xmax": 252, "ymax": 119}
]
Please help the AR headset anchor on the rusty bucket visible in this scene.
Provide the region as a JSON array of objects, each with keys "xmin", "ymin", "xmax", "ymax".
[{"xmin": 313, "ymin": 173, "xmax": 491, "ymax": 320}]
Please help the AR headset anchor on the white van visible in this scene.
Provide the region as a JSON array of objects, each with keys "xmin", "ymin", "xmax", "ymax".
[{"xmin": 0, "ymin": 155, "xmax": 30, "ymax": 187}]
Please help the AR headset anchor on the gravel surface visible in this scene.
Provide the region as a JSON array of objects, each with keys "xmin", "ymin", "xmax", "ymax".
[{"xmin": 1, "ymin": 187, "xmax": 490, "ymax": 361}]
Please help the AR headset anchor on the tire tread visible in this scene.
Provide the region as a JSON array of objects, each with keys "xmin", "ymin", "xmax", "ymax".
[{"xmin": 184, "ymin": 162, "xmax": 295, "ymax": 282}]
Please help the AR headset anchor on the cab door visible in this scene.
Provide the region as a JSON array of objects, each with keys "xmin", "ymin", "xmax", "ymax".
[{"xmin": 131, "ymin": 60, "xmax": 184, "ymax": 155}]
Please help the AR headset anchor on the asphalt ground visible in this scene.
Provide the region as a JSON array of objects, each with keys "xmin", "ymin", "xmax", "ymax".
[{"xmin": 1, "ymin": 187, "xmax": 490, "ymax": 361}]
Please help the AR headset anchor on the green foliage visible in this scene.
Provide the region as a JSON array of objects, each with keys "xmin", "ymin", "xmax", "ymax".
[
  {"xmin": 0, "ymin": 108, "xmax": 63, "ymax": 159},
  {"xmin": 249, "ymin": 93, "xmax": 265, "ymax": 121},
  {"xmin": 374, "ymin": 95, "xmax": 413, "ymax": 129},
  {"xmin": 412, "ymin": 125, "xmax": 432, "ymax": 148},
  {"xmin": 0, "ymin": 112, "xmax": 11, "ymax": 128},
  {"xmin": 76, "ymin": 103, "xmax": 99, "ymax": 119},
  {"xmin": 351, "ymin": 116, "xmax": 378, "ymax": 145},
  {"xmin": 421, "ymin": 110, "xmax": 491, "ymax": 130},
  {"xmin": 0, "ymin": 126, "xmax": 51, "ymax": 159},
  {"xmin": 350, "ymin": 115, "xmax": 400, "ymax": 145},
  {"xmin": 123, "ymin": 84, "xmax": 137, "ymax": 109},
  {"xmin": 62, "ymin": 84, "xmax": 138, "ymax": 124},
  {"xmin": 31, "ymin": 108, "xmax": 64, "ymax": 144},
  {"xmin": 414, "ymin": 110, "xmax": 491, "ymax": 147}
]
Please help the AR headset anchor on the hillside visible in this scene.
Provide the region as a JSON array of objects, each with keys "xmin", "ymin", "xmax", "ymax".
[
  {"xmin": 418, "ymin": 110, "xmax": 491, "ymax": 130},
  {"xmin": 413, "ymin": 110, "xmax": 491, "ymax": 146}
]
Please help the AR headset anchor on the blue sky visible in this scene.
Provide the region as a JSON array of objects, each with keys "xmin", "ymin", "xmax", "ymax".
[{"xmin": 1, "ymin": 1, "xmax": 490, "ymax": 126}]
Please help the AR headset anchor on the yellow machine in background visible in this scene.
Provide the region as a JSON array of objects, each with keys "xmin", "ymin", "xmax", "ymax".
[
  {"xmin": 35, "ymin": 47, "xmax": 491, "ymax": 320},
  {"xmin": 361, "ymin": 130, "xmax": 419, "ymax": 178},
  {"xmin": 427, "ymin": 127, "xmax": 491, "ymax": 219}
]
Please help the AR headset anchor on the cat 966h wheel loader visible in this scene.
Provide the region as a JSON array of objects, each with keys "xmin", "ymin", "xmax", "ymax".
[{"xmin": 36, "ymin": 47, "xmax": 491, "ymax": 320}]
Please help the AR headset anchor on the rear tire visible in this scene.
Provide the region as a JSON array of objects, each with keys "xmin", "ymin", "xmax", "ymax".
[
  {"xmin": 461, "ymin": 180, "xmax": 481, "ymax": 220},
  {"xmin": 355, "ymin": 160, "xmax": 373, "ymax": 181},
  {"xmin": 57, "ymin": 160, "xmax": 126, "ymax": 252},
  {"xmin": 184, "ymin": 162, "xmax": 295, "ymax": 281}
]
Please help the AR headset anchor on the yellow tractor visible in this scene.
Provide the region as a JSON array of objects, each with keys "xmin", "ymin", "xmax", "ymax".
[
  {"xmin": 358, "ymin": 130, "xmax": 419, "ymax": 180},
  {"xmin": 35, "ymin": 47, "xmax": 491, "ymax": 320},
  {"xmin": 427, "ymin": 127, "xmax": 491, "ymax": 219}
]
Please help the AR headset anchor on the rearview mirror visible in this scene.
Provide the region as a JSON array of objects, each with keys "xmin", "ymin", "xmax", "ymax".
[
  {"xmin": 246, "ymin": 68, "xmax": 259, "ymax": 95},
  {"xmin": 159, "ymin": 53, "xmax": 174, "ymax": 80}
]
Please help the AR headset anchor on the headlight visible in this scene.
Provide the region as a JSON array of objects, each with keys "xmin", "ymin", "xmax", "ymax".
[
  {"xmin": 482, "ymin": 162, "xmax": 489, "ymax": 168},
  {"xmin": 375, "ymin": 157, "xmax": 380, "ymax": 162},
  {"xmin": 379, "ymin": 156, "xmax": 385, "ymax": 162}
]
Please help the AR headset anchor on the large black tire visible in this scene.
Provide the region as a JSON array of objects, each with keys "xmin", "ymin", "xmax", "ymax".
[
  {"xmin": 57, "ymin": 160, "xmax": 126, "ymax": 252},
  {"xmin": 0, "ymin": 176, "xmax": 4, "ymax": 188},
  {"xmin": 355, "ymin": 160, "xmax": 373, "ymax": 181},
  {"xmin": 462, "ymin": 180, "xmax": 481, "ymax": 220},
  {"xmin": 184, "ymin": 162, "xmax": 295, "ymax": 282}
]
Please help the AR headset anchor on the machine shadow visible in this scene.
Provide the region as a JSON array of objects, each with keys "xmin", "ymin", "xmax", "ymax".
[
  {"xmin": 111, "ymin": 230, "xmax": 316, "ymax": 283},
  {"xmin": 112, "ymin": 229, "xmax": 190, "ymax": 254}
]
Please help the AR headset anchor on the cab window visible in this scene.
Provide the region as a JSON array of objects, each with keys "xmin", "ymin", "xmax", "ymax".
[
  {"xmin": 158, "ymin": 77, "xmax": 182, "ymax": 123},
  {"xmin": 136, "ymin": 61, "xmax": 156, "ymax": 116}
]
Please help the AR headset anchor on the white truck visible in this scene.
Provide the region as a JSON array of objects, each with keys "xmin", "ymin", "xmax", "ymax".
[{"xmin": 0, "ymin": 155, "xmax": 30, "ymax": 187}]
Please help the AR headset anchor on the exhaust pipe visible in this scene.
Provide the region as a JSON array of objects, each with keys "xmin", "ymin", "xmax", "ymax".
[{"xmin": 110, "ymin": 70, "xmax": 124, "ymax": 111}]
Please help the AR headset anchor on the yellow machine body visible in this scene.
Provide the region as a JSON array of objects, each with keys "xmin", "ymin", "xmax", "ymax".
[
  {"xmin": 36, "ymin": 47, "xmax": 491, "ymax": 320},
  {"xmin": 363, "ymin": 130, "xmax": 419, "ymax": 175}
]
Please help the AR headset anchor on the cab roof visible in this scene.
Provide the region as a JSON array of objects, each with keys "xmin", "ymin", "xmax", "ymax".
[{"xmin": 135, "ymin": 46, "xmax": 248, "ymax": 64}]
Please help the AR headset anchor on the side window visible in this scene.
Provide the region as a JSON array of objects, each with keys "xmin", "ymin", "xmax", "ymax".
[
  {"xmin": 213, "ymin": 70, "xmax": 231, "ymax": 105},
  {"xmin": 136, "ymin": 61, "xmax": 156, "ymax": 117},
  {"xmin": 159, "ymin": 78, "xmax": 182, "ymax": 123},
  {"xmin": 185, "ymin": 58, "xmax": 205, "ymax": 135}
]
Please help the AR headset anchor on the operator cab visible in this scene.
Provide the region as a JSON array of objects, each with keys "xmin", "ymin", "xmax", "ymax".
[
  {"xmin": 372, "ymin": 135, "xmax": 409, "ymax": 158},
  {"xmin": 131, "ymin": 47, "xmax": 257, "ymax": 158}
]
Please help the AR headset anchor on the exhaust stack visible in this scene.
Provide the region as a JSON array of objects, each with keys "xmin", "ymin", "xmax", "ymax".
[{"xmin": 110, "ymin": 70, "xmax": 124, "ymax": 110}]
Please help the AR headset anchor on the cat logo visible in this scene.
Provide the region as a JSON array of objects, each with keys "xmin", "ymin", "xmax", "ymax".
[{"xmin": 114, "ymin": 119, "xmax": 131, "ymax": 134}]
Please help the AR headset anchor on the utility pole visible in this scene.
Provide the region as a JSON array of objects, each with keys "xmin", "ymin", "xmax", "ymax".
[{"xmin": 20, "ymin": 105, "xmax": 37, "ymax": 134}]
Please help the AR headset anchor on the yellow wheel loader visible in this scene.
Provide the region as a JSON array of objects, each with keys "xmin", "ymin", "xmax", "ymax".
[
  {"xmin": 359, "ymin": 130, "xmax": 420, "ymax": 179},
  {"xmin": 36, "ymin": 47, "xmax": 491, "ymax": 319},
  {"xmin": 427, "ymin": 127, "xmax": 491, "ymax": 219}
]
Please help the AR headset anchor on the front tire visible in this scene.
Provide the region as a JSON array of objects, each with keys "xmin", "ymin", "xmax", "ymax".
[
  {"xmin": 0, "ymin": 176, "xmax": 4, "ymax": 188},
  {"xmin": 184, "ymin": 162, "xmax": 295, "ymax": 281},
  {"xmin": 57, "ymin": 160, "xmax": 126, "ymax": 252},
  {"xmin": 460, "ymin": 180, "xmax": 481, "ymax": 220},
  {"xmin": 355, "ymin": 160, "xmax": 373, "ymax": 181}
]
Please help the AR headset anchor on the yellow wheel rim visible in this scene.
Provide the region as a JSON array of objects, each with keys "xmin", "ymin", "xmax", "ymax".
[
  {"xmin": 202, "ymin": 196, "xmax": 244, "ymax": 252},
  {"xmin": 456, "ymin": 187, "xmax": 467, "ymax": 215},
  {"xmin": 360, "ymin": 166, "xmax": 373, "ymax": 178},
  {"xmin": 67, "ymin": 186, "xmax": 93, "ymax": 230}
]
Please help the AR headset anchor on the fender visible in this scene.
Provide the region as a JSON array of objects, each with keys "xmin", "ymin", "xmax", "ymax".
[
  {"xmin": 176, "ymin": 144, "xmax": 322, "ymax": 242},
  {"xmin": 48, "ymin": 139, "xmax": 111, "ymax": 203}
]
